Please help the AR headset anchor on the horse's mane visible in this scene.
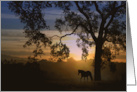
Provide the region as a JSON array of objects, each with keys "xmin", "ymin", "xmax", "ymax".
[{"xmin": 78, "ymin": 70, "xmax": 85, "ymax": 72}]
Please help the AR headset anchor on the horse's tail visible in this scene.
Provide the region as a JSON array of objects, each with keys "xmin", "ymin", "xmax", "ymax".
[
  {"xmin": 90, "ymin": 74, "xmax": 93, "ymax": 80},
  {"xmin": 88, "ymin": 71, "xmax": 93, "ymax": 80}
]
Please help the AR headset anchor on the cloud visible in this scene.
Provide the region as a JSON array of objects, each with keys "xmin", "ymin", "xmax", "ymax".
[
  {"xmin": 43, "ymin": 9, "xmax": 63, "ymax": 20},
  {"xmin": 1, "ymin": 29, "xmax": 25, "ymax": 37},
  {"xmin": 1, "ymin": 13, "xmax": 19, "ymax": 19},
  {"xmin": 1, "ymin": 9, "xmax": 63, "ymax": 20},
  {"xmin": 43, "ymin": 9, "xmax": 63, "ymax": 15}
]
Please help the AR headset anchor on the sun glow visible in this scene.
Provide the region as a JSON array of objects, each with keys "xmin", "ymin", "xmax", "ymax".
[{"xmin": 1, "ymin": 29, "xmax": 126, "ymax": 63}]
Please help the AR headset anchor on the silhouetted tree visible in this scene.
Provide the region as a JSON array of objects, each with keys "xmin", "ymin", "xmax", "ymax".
[
  {"xmin": 54, "ymin": 1, "xmax": 126, "ymax": 81},
  {"xmin": 8, "ymin": 1, "xmax": 52, "ymax": 59},
  {"xmin": 8, "ymin": 1, "xmax": 126, "ymax": 81}
]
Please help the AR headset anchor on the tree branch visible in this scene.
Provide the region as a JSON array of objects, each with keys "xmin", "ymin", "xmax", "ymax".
[
  {"xmin": 74, "ymin": 1, "xmax": 97, "ymax": 42},
  {"xmin": 104, "ymin": 1, "xmax": 116, "ymax": 20},
  {"xmin": 105, "ymin": 1, "xmax": 126, "ymax": 28},
  {"xmin": 103, "ymin": 13, "xmax": 115, "ymax": 41},
  {"xmin": 80, "ymin": 23, "xmax": 97, "ymax": 42},
  {"xmin": 49, "ymin": 35, "xmax": 60, "ymax": 39},
  {"xmin": 74, "ymin": 1, "xmax": 89, "ymax": 20},
  {"xmin": 93, "ymin": 2, "xmax": 106, "ymax": 40},
  {"xmin": 103, "ymin": 2, "xmax": 126, "ymax": 40},
  {"xmin": 93, "ymin": 1, "xmax": 103, "ymax": 18},
  {"xmin": 116, "ymin": 3, "xmax": 126, "ymax": 10},
  {"xmin": 49, "ymin": 25, "xmax": 79, "ymax": 45},
  {"xmin": 105, "ymin": 14, "xmax": 115, "ymax": 29},
  {"xmin": 103, "ymin": 28, "xmax": 108, "ymax": 42},
  {"xmin": 59, "ymin": 25, "xmax": 79, "ymax": 44}
]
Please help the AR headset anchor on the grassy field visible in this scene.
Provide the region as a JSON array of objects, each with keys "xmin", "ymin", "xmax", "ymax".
[{"xmin": 1, "ymin": 60, "xmax": 126, "ymax": 91}]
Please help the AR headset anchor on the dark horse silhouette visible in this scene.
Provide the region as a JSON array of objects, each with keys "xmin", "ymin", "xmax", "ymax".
[{"xmin": 78, "ymin": 70, "xmax": 93, "ymax": 81}]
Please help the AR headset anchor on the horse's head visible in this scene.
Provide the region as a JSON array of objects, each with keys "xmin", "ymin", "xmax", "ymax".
[{"xmin": 78, "ymin": 70, "xmax": 82, "ymax": 75}]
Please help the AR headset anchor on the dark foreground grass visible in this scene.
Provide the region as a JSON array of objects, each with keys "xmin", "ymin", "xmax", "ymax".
[{"xmin": 1, "ymin": 61, "xmax": 126, "ymax": 91}]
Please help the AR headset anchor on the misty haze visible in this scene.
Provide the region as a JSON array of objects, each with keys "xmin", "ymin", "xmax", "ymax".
[{"xmin": 1, "ymin": 1, "xmax": 126, "ymax": 91}]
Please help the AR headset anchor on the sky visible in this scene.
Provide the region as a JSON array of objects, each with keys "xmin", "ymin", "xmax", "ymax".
[
  {"xmin": 1, "ymin": 1, "xmax": 63, "ymax": 30},
  {"xmin": 1, "ymin": 1, "xmax": 126, "ymax": 62}
]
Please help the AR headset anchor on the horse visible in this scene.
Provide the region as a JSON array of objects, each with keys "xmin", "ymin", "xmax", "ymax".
[{"xmin": 78, "ymin": 70, "xmax": 93, "ymax": 81}]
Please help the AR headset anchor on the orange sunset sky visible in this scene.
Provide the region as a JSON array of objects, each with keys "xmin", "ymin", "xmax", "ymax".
[
  {"xmin": 1, "ymin": 1, "xmax": 126, "ymax": 63},
  {"xmin": 1, "ymin": 29, "xmax": 126, "ymax": 63}
]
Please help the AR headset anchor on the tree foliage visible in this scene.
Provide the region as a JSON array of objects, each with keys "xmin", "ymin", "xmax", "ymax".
[
  {"xmin": 8, "ymin": 1, "xmax": 126, "ymax": 80},
  {"xmin": 54, "ymin": 1, "xmax": 126, "ymax": 63},
  {"xmin": 8, "ymin": 1, "xmax": 53, "ymax": 59}
]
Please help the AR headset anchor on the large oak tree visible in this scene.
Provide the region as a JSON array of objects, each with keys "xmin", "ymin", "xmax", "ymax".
[{"xmin": 8, "ymin": 1, "xmax": 126, "ymax": 81}]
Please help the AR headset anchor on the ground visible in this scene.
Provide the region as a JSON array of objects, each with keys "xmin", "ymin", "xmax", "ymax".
[{"xmin": 1, "ymin": 60, "xmax": 126, "ymax": 91}]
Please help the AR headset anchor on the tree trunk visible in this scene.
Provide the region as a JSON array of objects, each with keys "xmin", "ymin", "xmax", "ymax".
[{"xmin": 94, "ymin": 42, "xmax": 103, "ymax": 81}]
